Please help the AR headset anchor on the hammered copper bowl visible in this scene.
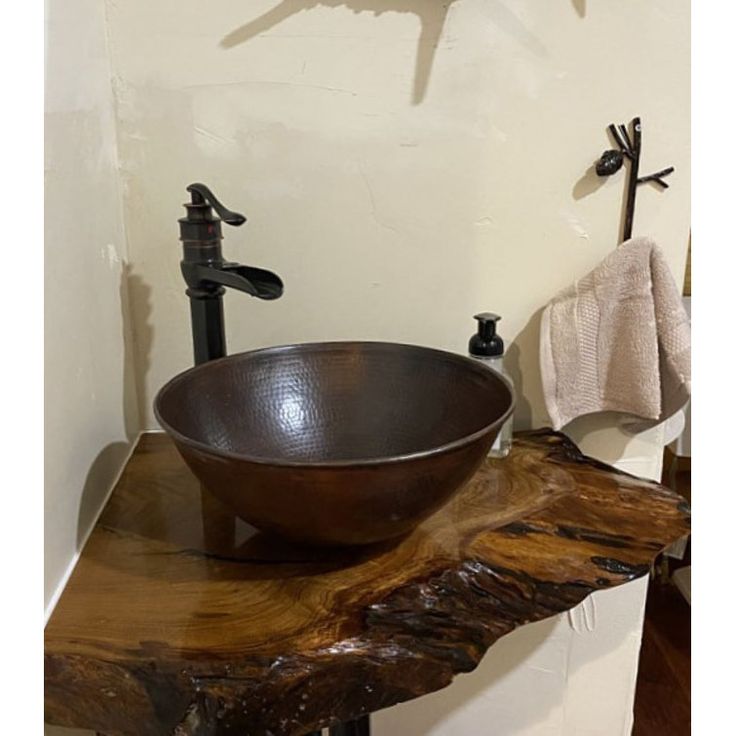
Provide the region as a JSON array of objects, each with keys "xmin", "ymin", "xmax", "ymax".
[{"xmin": 154, "ymin": 342, "xmax": 514, "ymax": 546}]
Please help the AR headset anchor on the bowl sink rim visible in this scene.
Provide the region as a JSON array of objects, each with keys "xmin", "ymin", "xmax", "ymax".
[{"xmin": 153, "ymin": 340, "xmax": 515, "ymax": 469}]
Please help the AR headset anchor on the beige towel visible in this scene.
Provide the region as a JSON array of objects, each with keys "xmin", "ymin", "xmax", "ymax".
[{"xmin": 540, "ymin": 236, "xmax": 691, "ymax": 431}]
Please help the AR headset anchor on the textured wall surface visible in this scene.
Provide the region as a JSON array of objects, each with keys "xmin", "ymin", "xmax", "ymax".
[
  {"xmin": 103, "ymin": 0, "xmax": 690, "ymax": 432},
  {"xmin": 44, "ymin": 0, "xmax": 139, "ymax": 614}
]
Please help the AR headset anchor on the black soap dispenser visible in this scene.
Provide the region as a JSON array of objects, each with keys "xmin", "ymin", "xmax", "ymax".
[{"xmin": 469, "ymin": 313, "xmax": 513, "ymax": 457}]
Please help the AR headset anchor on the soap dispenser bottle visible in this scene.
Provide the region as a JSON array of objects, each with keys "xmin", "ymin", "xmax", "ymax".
[{"xmin": 469, "ymin": 313, "xmax": 513, "ymax": 458}]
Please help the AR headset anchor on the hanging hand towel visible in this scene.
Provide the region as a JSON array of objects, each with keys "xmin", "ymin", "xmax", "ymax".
[{"xmin": 540, "ymin": 236, "xmax": 691, "ymax": 431}]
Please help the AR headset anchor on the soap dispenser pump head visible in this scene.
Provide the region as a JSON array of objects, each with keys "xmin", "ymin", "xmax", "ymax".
[{"xmin": 469, "ymin": 312, "xmax": 504, "ymax": 357}]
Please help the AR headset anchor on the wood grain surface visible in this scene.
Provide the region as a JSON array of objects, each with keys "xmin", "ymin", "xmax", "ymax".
[{"xmin": 45, "ymin": 430, "xmax": 690, "ymax": 736}]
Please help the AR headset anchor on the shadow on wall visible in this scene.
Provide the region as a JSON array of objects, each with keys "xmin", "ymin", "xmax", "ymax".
[
  {"xmin": 75, "ymin": 263, "xmax": 153, "ymax": 550},
  {"xmin": 505, "ymin": 307, "xmax": 547, "ymax": 431},
  {"xmin": 125, "ymin": 263, "xmax": 154, "ymax": 428},
  {"xmin": 220, "ymin": 0, "xmax": 548, "ymax": 105},
  {"xmin": 220, "ymin": 0, "xmax": 461, "ymax": 104},
  {"xmin": 572, "ymin": 164, "xmax": 607, "ymax": 202}
]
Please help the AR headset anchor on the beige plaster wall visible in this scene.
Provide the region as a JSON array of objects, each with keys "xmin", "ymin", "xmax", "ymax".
[
  {"xmin": 44, "ymin": 0, "xmax": 140, "ymax": 615},
  {"xmin": 103, "ymin": 0, "xmax": 690, "ymax": 433}
]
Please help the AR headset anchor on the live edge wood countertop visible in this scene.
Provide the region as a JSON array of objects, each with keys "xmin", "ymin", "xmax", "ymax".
[{"xmin": 45, "ymin": 430, "xmax": 690, "ymax": 736}]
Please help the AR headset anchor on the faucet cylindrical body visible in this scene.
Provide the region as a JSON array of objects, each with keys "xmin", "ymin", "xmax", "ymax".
[
  {"xmin": 187, "ymin": 289, "xmax": 226, "ymax": 365},
  {"xmin": 179, "ymin": 192, "xmax": 230, "ymax": 365}
]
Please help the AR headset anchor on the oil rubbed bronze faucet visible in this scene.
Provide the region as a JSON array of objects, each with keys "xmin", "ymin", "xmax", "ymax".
[{"xmin": 178, "ymin": 183, "xmax": 283, "ymax": 365}]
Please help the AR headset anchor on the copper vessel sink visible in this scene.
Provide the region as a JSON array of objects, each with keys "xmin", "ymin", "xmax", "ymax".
[{"xmin": 154, "ymin": 342, "xmax": 514, "ymax": 545}]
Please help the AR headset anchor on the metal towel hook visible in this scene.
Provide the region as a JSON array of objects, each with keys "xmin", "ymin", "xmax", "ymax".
[{"xmin": 593, "ymin": 117, "xmax": 674, "ymax": 243}]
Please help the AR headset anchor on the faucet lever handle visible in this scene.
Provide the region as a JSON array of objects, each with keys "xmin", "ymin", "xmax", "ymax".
[{"xmin": 186, "ymin": 183, "xmax": 246, "ymax": 226}]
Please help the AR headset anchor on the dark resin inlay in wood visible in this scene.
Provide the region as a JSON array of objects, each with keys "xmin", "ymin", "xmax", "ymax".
[{"xmin": 44, "ymin": 430, "xmax": 690, "ymax": 736}]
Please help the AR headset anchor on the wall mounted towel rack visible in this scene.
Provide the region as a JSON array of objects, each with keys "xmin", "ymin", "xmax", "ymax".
[{"xmin": 594, "ymin": 117, "xmax": 674, "ymax": 243}]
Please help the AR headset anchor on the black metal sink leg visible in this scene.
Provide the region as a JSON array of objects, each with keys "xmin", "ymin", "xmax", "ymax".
[{"xmin": 329, "ymin": 715, "xmax": 371, "ymax": 736}]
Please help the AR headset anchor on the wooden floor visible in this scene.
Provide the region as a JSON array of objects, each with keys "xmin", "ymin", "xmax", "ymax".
[
  {"xmin": 633, "ymin": 580, "xmax": 691, "ymax": 734},
  {"xmin": 632, "ymin": 457, "xmax": 691, "ymax": 735}
]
